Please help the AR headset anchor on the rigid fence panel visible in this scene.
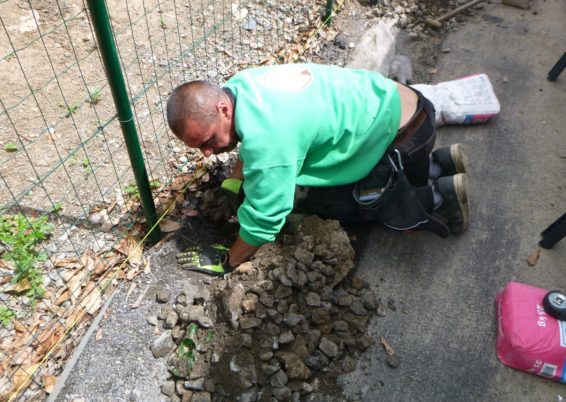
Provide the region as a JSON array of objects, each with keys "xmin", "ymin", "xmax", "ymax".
[{"xmin": 0, "ymin": 0, "xmax": 335, "ymax": 400}]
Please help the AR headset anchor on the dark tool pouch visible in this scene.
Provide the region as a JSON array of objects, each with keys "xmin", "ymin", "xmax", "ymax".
[{"xmin": 353, "ymin": 149, "xmax": 450, "ymax": 237}]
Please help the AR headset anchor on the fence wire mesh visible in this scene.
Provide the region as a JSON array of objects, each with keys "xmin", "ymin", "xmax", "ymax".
[{"xmin": 0, "ymin": 0, "xmax": 337, "ymax": 400}]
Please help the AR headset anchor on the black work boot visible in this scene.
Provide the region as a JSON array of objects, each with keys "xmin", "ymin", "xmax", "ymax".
[
  {"xmin": 432, "ymin": 143, "xmax": 467, "ymax": 177},
  {"xmin": 434, "ymin": 173, "xmax": 469, "ymax": 235}
]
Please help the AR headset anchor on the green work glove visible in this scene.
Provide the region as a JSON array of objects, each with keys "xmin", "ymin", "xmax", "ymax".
[
  {"xmin": 201, "ymin": 179, "xmax": 243, "ymax": 224},
  {"xmin": 176, "ymin": 244, "xmax": 234, "ymax": 276}
]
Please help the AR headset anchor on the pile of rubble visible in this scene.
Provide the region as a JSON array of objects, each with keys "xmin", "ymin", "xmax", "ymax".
[{"xmin": 149, "ymin": 216, "xmax": 384, "ymax": 402}]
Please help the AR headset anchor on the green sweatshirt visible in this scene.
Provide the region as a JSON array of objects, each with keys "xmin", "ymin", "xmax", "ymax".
[{"xmin": 224, "ymin": 64, "xmax": 401, "ymax": 246}]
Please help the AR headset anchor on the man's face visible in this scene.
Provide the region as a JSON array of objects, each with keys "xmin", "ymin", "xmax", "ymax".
[{"xmin": 178, "ymin": 99, "xmax": 237, "ymax": 157}]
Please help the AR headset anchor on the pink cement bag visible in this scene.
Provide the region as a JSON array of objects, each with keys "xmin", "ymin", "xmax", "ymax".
[{"xmin": 496, "ymin": 281, "xmax": 566, "ymax": 382}]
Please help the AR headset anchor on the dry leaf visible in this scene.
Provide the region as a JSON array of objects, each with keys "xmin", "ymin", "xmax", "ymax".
[
  {"xmin": 95, "ymin": 327, "xmax": 103, "ymax": 342},
  {"xmin": 131, "ymin": 285, "xmax": 150, "ymax": 309},
  {"xmin": 36, "ymin": 323, "xmax": 64, "ymax": 355},
  {"xmin": 235, "ymin": 262, "xmax": 255, "ymax": 274},
  {"xmin": 0, "ymin": 275, "xmax": 12, "ymax": 285},
  {"xmin": 8, "ymin": 363, "xmax": 41, "ymax": 399},
  {"xmin": 79, "ymin": 288, "xmax": 103, "ymax": 315},
  {"xmin": 67, "ymin": 269, "xmax": 88, "ymax": 304},
  {"xmin": 527, "ymin": 249, "xmax": 540, "ymax": 267},
  {"xmin": 159, "ymin": 219, "xmax": 181, "ymax": 233},
  {"xmin": 43, "ymin": 375, "xmax": 57, "ymax": 394},
  {"xmin": 4, "ymin": 278, "xmax": 31, "ymax": 294},
  {"xmin": 380, "ymin": 337, "xmax": 395, "ymax": 356},
  {"xmin": 55, "ymin": 256, "xmax": 81, "ymax": 269},
  {"xmin": 126, "ymin": 237, "xmax": 143, "ymax": 267},
  {"xmin": 170, "ymin": 175, "xmax": 194, "ymax": 191},
  {"xmin": 55, "ymin": 289, "xmax": 70, "ymax": 306}
]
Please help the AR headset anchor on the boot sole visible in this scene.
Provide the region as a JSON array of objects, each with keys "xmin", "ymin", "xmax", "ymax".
[
  {"xmin": 450, "ymin": 144, "xmax": 467, "ymax": 174},
  {"xmin": 453, "ymin": 173, "xmax": 469, "ymax": 234}
]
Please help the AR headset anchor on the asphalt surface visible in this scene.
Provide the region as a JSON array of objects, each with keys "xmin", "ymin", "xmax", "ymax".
[{"xmin": 339, "ymin": 1, "xmax": 566, "ymax": 401}]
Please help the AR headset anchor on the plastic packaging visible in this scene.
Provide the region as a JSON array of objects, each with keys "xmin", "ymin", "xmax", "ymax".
[
  {"xmin": 495, "ymin": 281, "xmax": 566, "ymax": 383},
  {"xmin": 412, "ymin": 74, "xmax": 500, "ymax": 126}
]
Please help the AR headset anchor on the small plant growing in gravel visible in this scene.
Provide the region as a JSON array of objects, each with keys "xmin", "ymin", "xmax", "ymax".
[
  {"xmin": 124, "ymin": 179, "xmax": 161, "ymax": 198},
  {"xmin": 0, "ymin": 213, "xmax": 53, "ymax": 299},
  {"xmin": 4, "ymin": 143, "xmax": 18, "ymax": 153},
  {"xmin": 0, "ymin": 306, "xmax": 15, "ymax": 326},
  {"xmin": 51, "ymin": 202, "xmax": 63, "ymax": 214},
  {"xmin": 65, "ymin": 103, "xmax": 79, "ymax": 118},
  {"xmin": 174, "ymin": 323, "xmax": 198, "ymax": 377},
  {"xmin": 88, "ymin": 87, "xmax": 102, "ymax": 105},
  {"xmin": 82, "ymin": 158, "xmax": 93, "ymax": 175}
]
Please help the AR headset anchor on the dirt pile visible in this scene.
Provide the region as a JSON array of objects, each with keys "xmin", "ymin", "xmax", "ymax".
[{"xmin": 150, "ymin": 215, "xmax": 381, "ymax": 401}]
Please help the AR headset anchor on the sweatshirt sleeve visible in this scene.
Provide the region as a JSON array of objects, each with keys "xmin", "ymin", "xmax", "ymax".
[{"xmin": 237, "ymin": 163, "xmax": 297, "ymax": 246}]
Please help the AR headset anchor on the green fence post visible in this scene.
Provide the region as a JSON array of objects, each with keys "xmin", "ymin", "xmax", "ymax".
[
  {"xmin": 86, "ymin": 0, "xmax": 162, "ymax": 243},
  {"xmin": 324, "ymin": 0, "xmax": 334, "ymax": 24}
]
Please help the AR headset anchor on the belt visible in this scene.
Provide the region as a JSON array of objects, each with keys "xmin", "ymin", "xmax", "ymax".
[{"xmin": 392, "ymin": 107, "xmax": 427, "ymax": 147}]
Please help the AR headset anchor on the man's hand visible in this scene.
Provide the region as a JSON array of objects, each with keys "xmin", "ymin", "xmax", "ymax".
[
  {"xmin": 200, "ymin": 179, "xmax": 242, "ymax": 224},
  {"xmin": 176, "ymin": 244, "xmax": 234, "ymax": 276}
]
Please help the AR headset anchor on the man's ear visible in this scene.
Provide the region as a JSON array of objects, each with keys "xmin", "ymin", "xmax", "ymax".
[{"xmin": 217, "ymin": 100, "xmax": 232, "ymax": 119}]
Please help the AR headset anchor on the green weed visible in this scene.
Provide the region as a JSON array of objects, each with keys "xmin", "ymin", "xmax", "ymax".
[
  {"xmin": 51, "ymin": 202, "xmax": 63, "ymax": 214},
  {"xmin": 0, "ymin": 306, "xmax": 14, "ymax": 326},
  {"xmin": 88, "ymin": 87, "xmax": 102, "ymax": 105},
  {"xmin": 65, "ymin": 103, "xmax": 79, "ymax": 118},
  {"xmin": 4, "ymin": 143, "xmax": 18, "ymax": 152},
  {"xmin": 0, "ymin": 214, "xmax": 53, "ymax": 299},
  {"xmin": 82, "ymin": 158, "xmax": 93, "ymax": 175},
  {"xmin": 124, "ymin": 179, "xmax": 161, "ymax": 198}
]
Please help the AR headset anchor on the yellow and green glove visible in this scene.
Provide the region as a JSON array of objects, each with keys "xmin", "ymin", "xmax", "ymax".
[{"xmin": 176, "ymin": 244, "xmax": 234, "ymax": 276}]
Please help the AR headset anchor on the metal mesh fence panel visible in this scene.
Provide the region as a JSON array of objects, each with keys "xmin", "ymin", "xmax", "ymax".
[{"xmin": 0, "ymin": 0, "xmax": 337, "ymax": 400}]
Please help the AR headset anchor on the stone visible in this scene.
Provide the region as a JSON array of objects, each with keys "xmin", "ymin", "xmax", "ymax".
[
  {"xmin": 146, "ymin": 316, "xmax": 158, "ymax": 326},
  {"xmin": 165, "ymin": 311, "xmax": 179, "ymax": 328},
  {"xmin": 261, "ymin": 362, "xmax": 281, "ymax": 376},
  {"xmin": 240, "ymin": 333, "xmax": 253, "ymax": 348},
  {"xmin": 361, "ymin": 290, "xmax": 377, "ymax": 310},
  {"xmin": 275, "ymin": 352, "xmax": 311, "ymax": 380},
  {"xmin": 191, "ymin": 392, "xmax": 212, "ymax": 402},
  {"xmin": 259, "ymin": 293, "xmax": 274, "ymax": 307},
  {"xmin": 337, "ymin": 294, "xmax": 354, "ymax": 307},
  {"xmin": 259, "ymin": 351, "xmax": 274, "ymax": 361},
  {"xmin": 293, "ymin": 336, "xmax": 309, "ymax": 359},
  {"xmin": 278, "ymin": 330, "xmax": 295, "ymax": 344},
  {"xmin": 304, "ymin": 351, "xmax": 329, "ymax": 371},
  {"xmin": 181, "ymin": 390, "xmax": 193, "ymax": 402},
  {"xmin": 310, "ymin": 309, "xmax": 330, "ymax": 325},
  {"xmin": 241, "ymin": 293, "xmax": 259, "ymax": 313},
  {"xmin": 332, "ymin": 320, "xmax": 349, "ymax": 332},
  {"xmin": 184, "ymin": 378, "xmax": 205, "ymax": 391},
  {"xmin": 223, "ymin": 282, "xmax": 246, "ymax": 328},
  {"xmin": 386, "ymin": 353, "xmax": 400, "ymax": 368},
  {"xmin": 155, "ymin": 287, "xmax": 170, "ymax": 303},
  {"xmin": 171, "ymin": 326, "xmax": 185, "ymax": 342},
  {"xmin": 319, "ymin": 337, "xmax": 340, "ymax": 359},
  {"xmin": 160, "ymin": 381, "xmax": 175, "ymax": 396},
  {"xmin": 231, "ymin": 353, "xmax": 258, "ymax": 383},
  {"xmin": 176, "ymin": 293, "xmax": 187, "ymax": 306},
  {"xmin": 204, "ymin": 378, "xmax": 215, "ymax": 393},
  {"xmin": 270, "ymin": 370, "xmax": 288, "ymax": 388},
  {"xmin": 274, "ymin": 285, "xmax": 293, "ymax": 300},
  {"xmin": 237, "ymin": 386, "xmax": 258, "ymax": 402},
  {"xmin": 284, "ymin": 313, "xmax": 303, "ymax": 327},
  {"xmin": 356, "ymin": 335, "xmax": 373, "ymax": 351},
  {"xmin": 150, "ymin": 330, "xmax": 175, "ymax": 358},
  {"xmin": 272, "ymin": 386, "xmax": 292, "ymax": 401},
  {"xmin": 294, "ymin": 247, "xmax": 314, "ymax": 265},
  {"xmin": 350, "ymin": 301, "xmax": 367, "ymax": 316},
  {"xmin": 277, "ymin": 299, "xmax": 289, "ymax": 314},
  {"xmin": 305, "ymin": 292, "xmax": 320, "ymax": 307},
  {"xmin": 158, "ymin": 305, "xmax": 174, "ymax": 320},
  {"xmin": 266, "ymin": 323, "xmax": 281, "ymax": 336},
  {"xmin": 240, "ymin": 317, "xmax": 262, "ymax": 330},
  {"xmin": 305, "ymin": 330, "xmax": 322, "ymax": 354}
]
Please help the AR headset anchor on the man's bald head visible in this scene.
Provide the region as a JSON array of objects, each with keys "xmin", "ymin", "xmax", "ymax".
[{"xmin": 166, "ymin": 80, "xmax": 226, "ymax": 137}]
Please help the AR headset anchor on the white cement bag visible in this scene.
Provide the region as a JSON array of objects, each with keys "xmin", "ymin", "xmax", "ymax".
[{"xmin": 412, "ymin": 74, "xmax": 500, "ymax": 126}]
